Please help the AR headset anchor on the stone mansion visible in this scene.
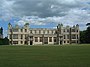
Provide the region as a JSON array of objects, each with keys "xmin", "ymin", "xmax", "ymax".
[{"xmin": 8, "ymin": 23, "xmax": 80, "ymax": 45}]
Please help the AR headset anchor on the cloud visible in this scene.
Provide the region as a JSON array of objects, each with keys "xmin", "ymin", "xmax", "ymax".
[{"xmin": 0, "ymin": 0, "xmax": 90, "ymax": 30}]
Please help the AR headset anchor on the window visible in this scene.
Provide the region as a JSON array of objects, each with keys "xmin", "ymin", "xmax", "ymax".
[
  {"xmin": 44, "ymin": 37, "xmax": 48, "ymax": 44},
  {"xmin": 39, "ymin": 30, "xmax": 41, "ymax": 34},
  {"xmin": 21, "ymin": 29, "xmax": 23, "ymax": 32},
  {"xmin": 54, "ymin": 37, "xmax": 57, "ymax": 42},
  {"xmin": 25, "ymin": 29, "xmax": 27, "ymax": 32},
  {"xmin": 24, "ymin": 41, "xmax": 27, "ymax": 44},
  {"xmin": 52, "ymin": 31, "xmax": 53, "ymax": 34},
  {"xmin": 10, "ymin": 35, "xmax": 12, "ymax": 39},
  {"xmin": 77, "ymin": 30, "xmax": 78, "ymax": 32},
  {"xmin": 49, "ymin": 37, "xmax": 52, "ymax": 42},
  {"xmin": 13, "ymin": 29, "xmax": 18, "ymax": 32},
  {"xmin": 35, "ymin": 37, "xmax": 38, "ymax": 42},
  {"xmin": 47, "ymin": 30, "xmax": 49, "ymax": 34},
  {"xmin": 64, "ymin": 35, "xmax": 66, "ymax": 39},
  {"xmin": 64, "ymin": 41, "xmax": 66, "ymax": 43},
  {"xmin": 25, "ymin": 35, "xmax": 28, "ymax": 39},
  {"xmin": 63, "ymin": 29, "xmax": 65, "ymax": 32},
  {"xmin": 43, "ymin": 30, "xmax": 45, "ymax": 34},
  {"xmin": 72, "ymin": 34, "xmax": 76, "ymax": 39},
  {"xmin": 67, "ymin": 41, "xmax": 69, "ymax": 43},
  {"xmin": 40, "ymin": 37, "xmax": 43, "ymax": 42},
  {"xmin": 77, "ymin": 35, "xmax": 78, "ymax": 39},
  {"xmin": 21, "ymin": 41, "xmax": 23, "ymax": 44},
  {"xmin": 67, "ymin": 35, "xmax": 69, "ymax": 39},
  {"xmin": 72, "ymin": 29, "xmax": 75, "ymax": 32},
  {"xmin": 35, "ymin": 30, "xmax": 37, "ymax": 34},
  {"xmin": 21, "ymin": 34, "xmax": 23, "ymax": 39},
  {"xmin": 30, "ymin": 30, "xmax": 32, "ymax": 34},
  {"xmin": 67, "ymin": 29, "xmax": 69, "ymax": 32},
  {"xmin": 13, "ymin": 41, "xmax": 18, "ymax": 44},
  {"xmin": 72, "ymin": 40, "xmax": 76, "ymax": 43},
  {"xmin": 13, "ymin": 34, "xmax": 18, "ymax": 39}
]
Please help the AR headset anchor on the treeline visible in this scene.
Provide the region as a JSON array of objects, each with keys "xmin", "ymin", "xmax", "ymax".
[
  {"xmin": 80, "ymin": 23, "xmax": 90, "ymax": 44},
  {"xmin": 0, "ymin": 37, "xmax": 9, "ymax": 45}
]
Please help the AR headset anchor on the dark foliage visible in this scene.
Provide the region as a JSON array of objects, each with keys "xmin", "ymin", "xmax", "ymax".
[
  {"xmin": 80, "ymin": 23, "xmax": 90, "ymax": 43},
  {"xmin": 0, "ymin": 37, "xmax": 9, "ymax": 45}
]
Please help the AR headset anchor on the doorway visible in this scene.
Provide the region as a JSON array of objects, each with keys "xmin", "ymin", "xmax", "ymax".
[
  {"xmin": 60, "ymin": 41, "xmax": 62, "ymax": 45},
  {"xmin": 30, "ymin": 41, "xmax": 33, "ymax": 45}
]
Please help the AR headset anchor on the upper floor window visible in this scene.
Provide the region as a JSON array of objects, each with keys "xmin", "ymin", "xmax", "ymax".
[
  {"xmin": 21, "ymin": 29, "xmax": 23, "ymax": 32},
  {"xmin": 72, "ymin": 29, "xmax": 75, "ymax": 32},
  {"xmin": 39, "ymin": 30, "xmax": 41, "ymax": 34},
  {"xmin": 35, "ymin": 30, "xmax": 37, "ymax": 34},
  {"xmin": 21, "ymin": 34, "xmax": 23, "ymax": 39},
  {"xmin": 30, "ymin": 30, "xmax": 32, "ymax": 34},
  {"xmin": 77, "ymin": 30, "xmax": 78, "ymax": 32},
  {"xmin": 25, "ymin": 35, "xmax": 28, "ymax": 39},
  {"xmin": 25, "ymin": 29, "xmax": 27, "ymax": 32},
  {"xmin": 13, "ymin": 34, "xmax": 18, "ymax": 39},
  {"xmin": 67, "ymin": 29, "xmax": 69, "ymax": 32},
  {"xmin": 64, "ymin": 35, "xmax": 66, "ymax": 39},
  {"xmin": 47, "ymin": 30, "xmax": 49, "ymax": 34},
  {"xmin": 43, "ymin": 30, "xmax": 45, "ymax": 34},
  {"xmin": 52, "ymin": 30, "xmax": 53, "ymax": 34},
  {"xmin": 63, "ymin": 29, "xmax": 65, "ymax": 32},
  {"xmin": 13, "ymin": 29, "xmax": 18, "ymax": 32},
  {"xmin": 72, "ymin": 34, "xmax": 76, "ymax": 39}
]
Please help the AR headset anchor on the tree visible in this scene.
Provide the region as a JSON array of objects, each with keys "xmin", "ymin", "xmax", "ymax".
[
  {"xmin": 80, "ymin": 31, "xmax": 86, "ymax": 43},
  {"xmin": 80, "ymin": 23, "xmax": 90, "ymax": 44},
  {"xmin": 85, "ymin": 23, "xmax": 90, "ymax": 43},
  {"xmin": 0, "ymin": 37, "xmax": 9, "ymax": 45}
]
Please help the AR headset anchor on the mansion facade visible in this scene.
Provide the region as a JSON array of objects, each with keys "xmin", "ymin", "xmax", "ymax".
[{"xmin": 8, "ymin": 23, "xmax": 80, "ymax": 45}]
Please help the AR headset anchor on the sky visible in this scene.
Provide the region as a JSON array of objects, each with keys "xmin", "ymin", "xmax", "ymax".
[{"xmin": 0, "ymin": 0, "xmax": 90, "ymax": 37}]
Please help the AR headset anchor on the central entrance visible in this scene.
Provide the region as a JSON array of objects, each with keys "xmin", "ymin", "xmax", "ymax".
[
  {"xmin": 29, "ymin": 36, "xmax": 33, "ymax": 45},
  {"xmin": 30, "ymin": 41, "xmax": 33, "ymax": 45},
  {"xmin": 44, "ymin": 37, "xmax": 48, "ymax": 44}
]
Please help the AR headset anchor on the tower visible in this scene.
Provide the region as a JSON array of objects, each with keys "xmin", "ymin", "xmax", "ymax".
[
  {"xmin": 0, "ymin": 27, "xmax": 3, "ymax": 38},
  {"xmin": 8, "ymin": 23, "xmax": 13, "ymax": 45},
  {"xmin": 57, "ymin": 24, "xmax": 63, "ymax": 45}
]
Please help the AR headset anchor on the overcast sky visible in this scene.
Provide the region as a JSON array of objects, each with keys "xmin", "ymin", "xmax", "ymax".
[{"xmin": 0, "ymin": 0, "xmax": 90, "ymax": 37}]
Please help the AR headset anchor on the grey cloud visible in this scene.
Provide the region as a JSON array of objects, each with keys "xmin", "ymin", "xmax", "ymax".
[{"xmin": 0, "ymin": 0, "xmax": 90, "ymax": 30}]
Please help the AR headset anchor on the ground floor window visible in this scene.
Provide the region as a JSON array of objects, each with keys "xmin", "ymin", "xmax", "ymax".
[
  {"xmin": 72, "ymin": 40, "xmax": 76, "ymax": 43},
  {"xmin": 44, "ymin": 37, "xmax": 48, "ymax": 44},
  {"xmin": 49, "ymin": 37, "xmax": 52, "ymax": 42},
  {"xmin": 64, "ymin": 41, "xmax": 66, "ymax": 43},
  {"xmin": 40, "ymin": 37, "xmax": 43, "ymax": 42},
  {"xmin": 35, "ymin": 37, "xmax": 38, "ymax": 42},
  {"xmin": 21, "ymin": 41, "xmax": 23, "ymax": 44},
  {"xmin": 67, "ymin": 41, "xmax": 69, "ymax": 43},
  {"xmin": 13, "ymin": 41, "xmax": 18, "ymax": 44},
  {"xmin": 54, "ymin": 37, "xmax": 56, "ymax": 42},
  {"xmin": 24, "ymin": 41, "xmax": 27, "ymax": 44}
]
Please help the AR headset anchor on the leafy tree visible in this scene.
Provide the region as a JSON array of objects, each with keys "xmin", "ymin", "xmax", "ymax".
[
  {"xmin": 0, "ymin": 37, "xmax": 9, "ymax": 45},
  {"xmin": 80, "ymin": 23, "xmax": 90, "ymax": 44},
  {"xmin": 80, "ymin": 31, "xmax": 86, "ymax": 43},
  {"xmin": 85, "ymin": 23, "xmax": 90, "ymax": 43}
]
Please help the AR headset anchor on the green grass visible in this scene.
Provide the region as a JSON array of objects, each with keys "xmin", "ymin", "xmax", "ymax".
[{"xmin": 0, "ymin": 44, "xmax": 90, "ymax": 67}]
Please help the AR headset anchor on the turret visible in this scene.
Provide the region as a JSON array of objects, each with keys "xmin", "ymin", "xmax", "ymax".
[
  {"xmin": 8, "ymin": 23, "xmax": 12, "ymax": 29},
  {"xmin": 0, "ymin": 27, "xmax": 3, "ymax": 35},
  {"xmin": 76, "ymin": 24, "xmax": 79, "ymax": 29},
  {"xmin": 24, "ymin": 23, "xmax": 29, "ymax": 28},
  {"xmin": 0, "ymin": 27, "xmax": 3, "ymax": 38}
]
